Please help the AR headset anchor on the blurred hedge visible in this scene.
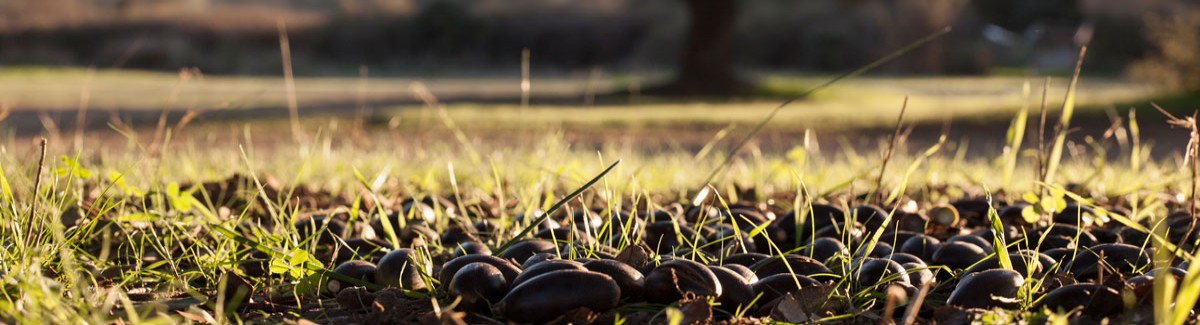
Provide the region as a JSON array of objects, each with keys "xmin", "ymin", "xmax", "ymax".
[{"xmin": 0, "ymin": 0, "xmax": 1183, "ymax": 77}]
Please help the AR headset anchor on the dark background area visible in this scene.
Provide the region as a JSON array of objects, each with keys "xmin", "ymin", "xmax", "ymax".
[{"xmin": 0, "ymin": 1, "xmax": 1185, "ymax": 76}]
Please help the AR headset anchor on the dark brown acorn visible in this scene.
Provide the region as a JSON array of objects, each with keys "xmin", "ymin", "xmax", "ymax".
[
  {"xmin": 644, "ymin": 259, "xmax": 723, "ymax": 303},
  {"xmin": 708, "ymin": 265, "xmax": 755, "ymax": 313},
  {"xmin": 327, "ymin": 260, "xmax": 376, "ymax": 296},
  {"xmin": 374, "ymin": 248, "xmax": 431, "ymax": 291},
  {"xmin": 439, "ymin": 254, "xmax": 522, "ymax": 287},
  {"xmin": 451, "ymin": 240, "xmax": 492, "ymax": 258},
  {"xmin": 450, "ymin": 262, "xmax": 509, "ymax": 313},
  {"xmin": 496, "ymin": 239, "xmax": 557, "ymax": 265},
  {"xmin": 1036, "ymin": 283, "xmax": 1123, "ymax": 317},
  {"xmin": 584, "ymin": 259, "xmax": 646, "ymax": 300},
  {"xmin": 495, "ymin": 270, "xmax": 620, "ymax": 323},
  {"xmin": 946, "ymin": 269, "xmax": 1024, "ymax": 310},
  {"xmin": 509, "ymin": 260, "xmax": 585, "ymax": 289}
]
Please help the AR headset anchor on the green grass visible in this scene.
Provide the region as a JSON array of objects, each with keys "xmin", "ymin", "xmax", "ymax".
[
  {"xmin": 0, "ymin": 66, "xmax": 1197, "ymax": 324},
  {"xmin": 0, "ymin": 112, "xmax": 1193, "ymax": 323},
  {"xmin": 0, "ymin": 67, "xmax": 1161, "ymax": 131}
]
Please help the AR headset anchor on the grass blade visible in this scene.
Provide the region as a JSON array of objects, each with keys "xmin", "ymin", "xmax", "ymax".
[
  {"xmin": 1043, "ymin": 46, "xmax": 1087, "ymax": 184},
  {"xmin": 495, "ymin": 159, "xmax": 621, "ymax": 254},
  {"xmin": 1001, "ymin": 80, "xmax": 1031, "ymax": 187}
]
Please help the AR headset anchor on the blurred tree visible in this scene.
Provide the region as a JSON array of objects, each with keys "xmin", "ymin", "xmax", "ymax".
[
  {"xmin": 647, "ymin": 0, "xmax": 748, "ymax": 96},
  {"xmin": 972, "ymin": 0, "xmax": 1082, "ymax": 33},
  {"xmin": 1128, "ymin": 2, "xmax": 1200, "ymax": 92}
]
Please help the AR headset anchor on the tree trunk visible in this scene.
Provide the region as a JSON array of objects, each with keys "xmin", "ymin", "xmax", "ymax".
[{"xmin": 647, "ymin": 0, "xmax": 748, "ymax": 96}]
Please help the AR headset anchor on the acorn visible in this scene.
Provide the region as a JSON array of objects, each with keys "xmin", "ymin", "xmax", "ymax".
[
  {"xmin": 963, "ymin": 251, "xmax": 1055, "ymax": 276},
  {"xmin": 600, "ymin": 212, "xmax": 644, "ymax": 246},
  {"xmin": 513, "ymin": 211, "xmax": 561, "ymax": 232},
  {"xmin": 1036, "ymin": 283, "xmax": 1123, "ymax": 317},
  {"xmin": 751, "ymin": 273, "xmax": 822, "ymax": 309},
  {"xmin": 950, "ymin": 199, "xmax": 991, "ymax": 227},
  {"xmin": 1090, "ymin": 227, "xmax": 1122, "ymax": 244},
  {"xmin": 217, "ymin": 272, "xmax": 254, "ymax": 312},
  {"xmin": 1041, "ymin": 248, "xmax": 1077, "ymax": 267},
  {"xmin": 893, "ymin": 212, "xmax": 929, "ymax": 233},
  {"xmin": 327, "ymin": 260, "xmax": 376, "ymax": 296},
  {"xmin": 1066, "ymin": 243, "xmax": 1151, "ymax": 280},
  {"xmin": 928, "ymin": 204, "xmax": 960, "ymax": 226},
  {"xmin": 562, "ymin": 244, "xmax": 619, "ymax": 260},
  {"xmin": 931, "ymin": 241, "xmax": 987, "ymax": 270},
  {"xmin": 997, "ymin": 203, "xmax": 1029, "ymax": 225},
  {"xmin": 1052, "ymin": 204, "xmax": 1098, "ymax": 227},
  {"xmin": 899, "ymin": 234, "xmax": 942, "ymax": 262},
  {"xmin": 811, "ymin": 223, "xmax": 864, "ymax": 245},
  {"xmin": 1036, "ymin": 235, "xmax": 1079, "ymax": 251},
  {"xmin": 721, "ymin": 252, "xmax": 771, "ymax": 268},
  {"xmin": 644, "ymin": 259, "xmax": 723, "ymax": 304},
  {"xmin": 241, "ymin": 250, "xmax": 271, "ymax": 277},
  {"xmin": 877, "ymin": 230, "xmax": 921, "ymax": 247},
  {"xmin": 396, "ymin": 199, "xmax": 439, "ymax": 224},
  {"xmin": 396, "ymin": 224, "xmax": 439, "ymax": 248},
  {"xmin": 473, "ymin": 219, "xmax": 502, "ymax": 239},
  {"xmin": 749, "ymin": 254, "xmax": 834, "ymax": 280},
  {"xmin": 510, "ymin": 260, "xmax": 585, "ymax": 289},
  {"xmin": 450, "ymin": 262, "xmax": 509, "ymax": 313},
  {"xmin": 860, "ymin": 242, "xmax": 894, "ymax": 258},
  {"xmin": 901, "ymin": 262, "xmax": 934, "ymax": 287},
  {"xmin": 725, "ymin": 208, "xmax": 770, "ymax": 231},
  {"xmin": 521, "ymin": 252, "xmax": 559, "ymax": 269},
  {"xmin": 1035, "ymin": 224, "xmax": 1099, "ymax": 248},
  {"xmin": 496, "ymin": 239, "xmax": 557, "ymax": 265},
  {"xmin": 853, "ymin": 258, "xmax": 909, "ymax": 289},
  {"xmin": 708, "ymin": 265, "xmax": 755, "ymax": 314},
  {"xmin": 850, "ymin": 204, "xmax": 889, "ymax": 231},
  {"xmin": 642, "ymin": 207, "xmax": 683, "ymax": 223},
  {"xmin": 1129, "ymin": 267, "xmax": 1187, "ymax": 300},
  {"xmin": 374, "ymin": 248, "xmax": 431, "ymax": 291},
  {"xmin": 722, "ymin": 263, "xmax": 758, "ymax": 283},
  {"xmin": 643, "ymin": 221, "xmax": 707, "ymax": 255},
  {"xmin": 887, "ymin": 252, "xmax": 924, "ymax": 265},
  {"xmin": 946, "ymin": 269, "xmax": 1024, "ymax": 310},
  {"xmin": 441, "ymin": 222, "xmax": 479, "ymax": 245},
  {"xmin": 495, "ymin": 270, "xmax": 620, "ymax": 324},
  {"xmin": 583, "ymin": 259, "xmax": 646, "ymax": 300},
  {"xmin": 569, "ymin": 209, "xmax": 605, "ymax": 231},
  {"xmin": 294, "ymin": 216, "xmax": 348, "ymax": 246},
  {"xmin": 439, "ymin": 255, "xmax": 522, "ymax": 287},
  {"xmin": 451, "ymin": 241, "xmax": 492, "ymax": 258},
  {"xmin": 326, "ymin": 237, "xmax": 390, "ymax": 264},
  {"xmin": 1118, "ymin": 227, "xmax": 1149, "ymax": 247},
  {"xmin": 704, "ymin": 226, "xmax": 757, "ymax": 257},
  {"xmin": 945, "ymin": 235, "xmax": 994, "ymax": 254},
  {"xmin": 775, "ymin": 204, "xmax": 845, "ymax": 242},
  {"xmin": 534, "ymin": 227, "xmax": 594, "ymax": 245},
  {"xmin": 802, "ymin": 237, "xmax": 848, "ymax": 263}
]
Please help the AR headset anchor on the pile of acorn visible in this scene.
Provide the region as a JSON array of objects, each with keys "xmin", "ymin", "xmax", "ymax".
[{"xmin": 274, "ymin": 195, "xmax": 1198, "ymax": 323}]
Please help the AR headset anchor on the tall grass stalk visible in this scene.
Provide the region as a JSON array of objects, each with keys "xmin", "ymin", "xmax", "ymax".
[
  {"xmin": 1130, "ymin": 109, "xmax": 1142, "ymax": 173},
  {"xmin": 1001, "ymin": 80, "xmax": 1030, "ymax": 187},
  {"xmin": 72, "ymin": 68, "xmax": 94, "ymax": 151},
  {"xmin": 277, "ymin": 19, "xmax": 305, "ymax": 145},
  {"xmin": 874, "ymin": 97, "xmax": 908, "ymax": 204},
  {"xmin": 1042, "ymin": 46, "xmax": 1088, "ymax": 186}
]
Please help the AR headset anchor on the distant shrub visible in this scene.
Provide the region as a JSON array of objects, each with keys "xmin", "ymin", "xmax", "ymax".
[{"xmin": 1127, "ymin": 2, "xmax": 1200, "ymax": 92}]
